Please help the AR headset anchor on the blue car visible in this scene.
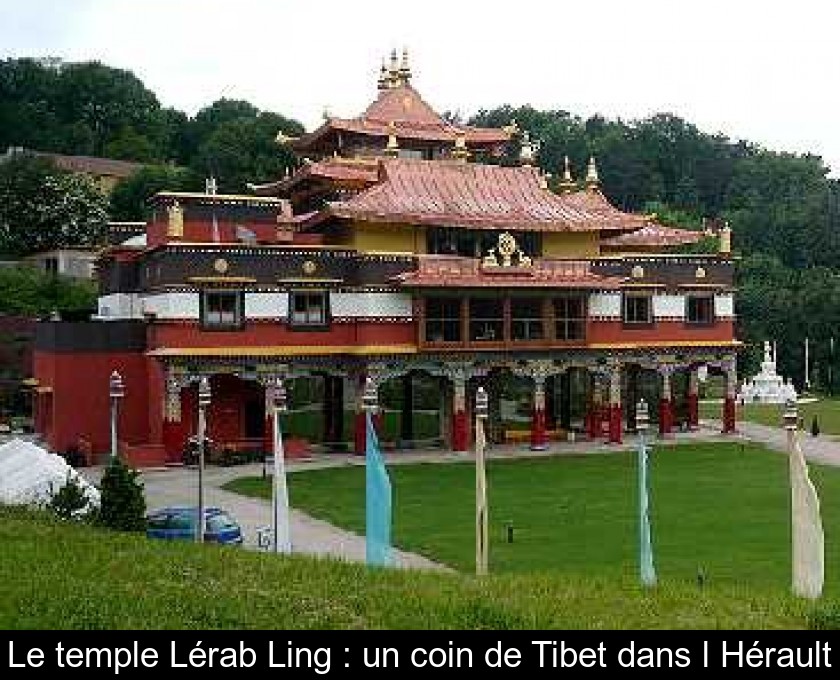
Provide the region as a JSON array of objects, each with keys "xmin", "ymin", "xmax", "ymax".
[{"xmin": 146, "ymin": 507, "xmax": 243, "ymax": 545}]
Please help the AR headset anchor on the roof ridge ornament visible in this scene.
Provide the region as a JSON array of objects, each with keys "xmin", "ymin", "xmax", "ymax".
[
  {"xmin": 558, "ymin": 155, "xmax": 576, "ymax": 193},
  {"xmin": 519, "ymin": 131, "xmax": 536, "ymax": 166},
  {"xmin": 384, "ymin": 121, "xmax": 400, "ymax": 157},
  {"xmin": 377, "ymin": 58, "xmax": 390, "ymax": 91},
  {"xmin": 452, "ymin": 132, "xmax": 469, "ymax": 162},
  {"xmin": 585, "ymin": 155, "xmax": 600, "ymax": 189},
  {"xmin": 482, "ymin": 232, "xmax": 533, "ymax": 269},
  {"xmin": 398, "ymin": 47, "xmax": 412, "ymax": 85},
  {"xmin": 388, "ymin": 49, "xmax": 400, "ymax": 88}
]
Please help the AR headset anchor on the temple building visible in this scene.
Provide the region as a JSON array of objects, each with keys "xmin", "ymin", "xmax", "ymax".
[{"xmin": 32, "ymin": 51, "xmax": 739, "ymax": 466}]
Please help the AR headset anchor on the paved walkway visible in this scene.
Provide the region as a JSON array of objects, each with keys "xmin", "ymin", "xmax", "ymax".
[{"xmin": 74, "ymin": 419, "xmax": 840, "ymax": 572}]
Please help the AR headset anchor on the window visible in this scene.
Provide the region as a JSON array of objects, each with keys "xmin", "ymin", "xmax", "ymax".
[
  {"xmin": 686, "ymin": 295, "xmax": 714, "ymax": 325},
  {"xmin": 469, "ymin": 298, "xmax": 503, "ymax": 342},
  {"xmin": 511, "ymin": 299, "xmax": 544, "ymax": 340},
  {"xmin": 425, "ymin": 297, "xmax": 461, "ymax": 342},
  {"xmin": 201, "ymin": 290, "xmax": 243, "ymax": 329},
  {"xmin": 426, "ymin": 228, "xmax": 542, "ymax": 258},
  {"xmin": 554, "ymin": 296, "xmax": 587, "ymax": 340},
  {"xmin": 623, "ymin": 293, "xmax": 652, "ymax": 325},
  {"xmin": 44, "ymin": 257, "xmax": 59, "ymax": 276},
  {"xmin": 289, "ymin": 291, "xmax": 328, "ymax": 327}
]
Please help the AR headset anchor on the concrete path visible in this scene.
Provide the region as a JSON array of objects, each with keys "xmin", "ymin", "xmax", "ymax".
[
  {"xmin": 701, "ymin": 419, "xmax": 840, "ymax": 467},
  {"xmin": 83, "ymin": 463, "xmax": 448, "ymax": 572}
]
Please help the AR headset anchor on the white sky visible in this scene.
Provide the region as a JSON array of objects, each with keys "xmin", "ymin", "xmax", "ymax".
[{"xmin": 3, "ymin": 0, "xmax": 840, "ymax": 176}]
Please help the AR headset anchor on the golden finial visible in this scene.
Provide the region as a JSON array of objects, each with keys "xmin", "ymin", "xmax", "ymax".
[
  {"xmin": 167, "ymin": 200, "xmax": 184, "ymax": 239},
  {"xmin": 585, "ymin": 155, "xmax": 600, "ymax": 189},
  {"xmin": 398, "ymin": 47, "xmax": 412, "ymax": 85},
  {"xmin": 558, "ymin": 155, "xmax": 576, "ymax": 193},
  {"xmin": 719, "ymin": 221, "xmax": 732, "ymax": 256},
  {"xmin": 377, "ymin": 58, "xmax": 389, "ymax": 91},
  {"xmin": 519, "ymin": 131, "xmax": 536, "ymax": 166},
  {"xmin": 502, "ymin": 119, "xmax": 520, "ymax": 136},
  {"xmin": 388, "ymin": 48, "xmax": 400, "ymax": 88},
  {"xmin": 452, "ymin": 132, "xmax": 469, "ymax": 162},
  {"xmin": 385, "ymin": 121, "xmax": 400, "ymax": 157}
]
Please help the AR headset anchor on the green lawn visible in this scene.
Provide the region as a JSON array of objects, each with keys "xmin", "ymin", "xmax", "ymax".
[
  {"xmin": 700, "ymin": 398, "xmax": 840, "ymax": 435},
  {"xmin": 0, "ymin": 507, "xmax": 835, "ymax": 629},
  {"xmin": 226, "ymin": 442, "xmax": 840, "ymax": 596}
]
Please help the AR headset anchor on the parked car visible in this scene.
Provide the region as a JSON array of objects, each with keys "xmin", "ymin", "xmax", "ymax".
[{"xmin": 146, "ymin": 506, "xmax": 243, "ymax": 545}]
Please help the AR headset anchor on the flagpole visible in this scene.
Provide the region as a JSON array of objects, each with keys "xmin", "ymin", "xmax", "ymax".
[
  {"xmin": 636, "ymin": 398, "xmax": 656, "ymax": 587},
  {"xmin": 271, "ymin": 377, "xmax": 291, "ymax": 554},
  {"xmin": 784, "ymin": 399, "xmax": 824, "ymax": 599},
  {"xmin": 474, "ymin": 386, "xmax": 489, "ymax": 576},
  {"xmin": 363, "ymin": 376, "xmax": 392, "ymax": 567}
]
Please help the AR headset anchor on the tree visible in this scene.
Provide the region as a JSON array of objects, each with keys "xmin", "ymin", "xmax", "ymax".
[
  {"xmin": 0, "ymin": 266, "xmax": 96, "ymax": 315},
  {"xmin": 47, "ymin": 472, "xmax": 91, "ymax": 520},
  {"xmin": 97, "ymin": 457, "xmax": 146, "ymax": 532},
  {"xmin": 110, "ymin": 164, "xmax": 202, "ymax": 221},
  {"xmin": 0, "ymin": 155, "xmax": 108, "ymax": 256}
]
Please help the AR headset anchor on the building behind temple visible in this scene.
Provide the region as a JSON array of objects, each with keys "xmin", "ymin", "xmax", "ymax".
[{"xmin": 32, "ymin": 51, "xmax": 740, "ymax": 465}]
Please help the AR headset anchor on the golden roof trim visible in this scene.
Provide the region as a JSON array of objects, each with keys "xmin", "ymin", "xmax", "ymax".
[
  {"xmin": 587, "ymin": 340, "xmax": 743, "ymax": 350},
  {"xmin": 147, "ymin": 344, "xmax": 418, "ymax": 358}
]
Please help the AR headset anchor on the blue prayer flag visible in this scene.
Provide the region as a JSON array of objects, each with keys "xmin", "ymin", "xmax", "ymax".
[{"xmin": 365, "ymin": 412, "xmax": 392, "ymax": 566}]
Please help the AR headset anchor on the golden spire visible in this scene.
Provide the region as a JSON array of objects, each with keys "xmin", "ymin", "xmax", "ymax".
[
  {"xmin": 558, "ymin": 155, "xmax": 576, "ymax": 193},
  {"xmin": 501, "ymin": 119, "xmax": 520, "ymax": 136},
  {"xmin": 398, "ymin": 47, "xmax": 412, "ymax": 85},
  {"xmin": 585, "ymin": 155, "xmax": 600, "ymax": 189},
  {"xmin": 719, "ymin": 221, "xmax": 732, "ymax": 257},
  {"xmin": 519, "ymin": 131, "xmax": 536, "ymax": 166},
  {"xmin": 385, "ymin": 121, "xmax": 400, "ymax": 157},
  {"xmin": 377, "ymin": 58, "xmax": 389, "ymax": 91},
  {"xmin": 452, "ymin": 132, "xmax": 469, "ymax": 162},
  {"xmin": 388, "ymin": 48, "xmax": 400, "ymax": 88}
]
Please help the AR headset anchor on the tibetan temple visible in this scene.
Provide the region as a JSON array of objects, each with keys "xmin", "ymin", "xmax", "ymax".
[{"xmin": 32, "ymin": 51, "xmax": 739, "ymax": 466}]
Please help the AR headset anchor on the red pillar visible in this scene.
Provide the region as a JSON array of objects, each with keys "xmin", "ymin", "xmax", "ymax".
[
  {"xmin": 451, "ymin": 375, "xmax": 468, "ymax": 453},
  {"xmin": 608, "ymin": 366, "xmax": 622, "ymax": 444},
  {"xmin": 530, "ymin": 379, "xmax": 548, "ymax": 450},
  {"xmin": 722, "ymin": 361, "xmax": 737, "ymax": 433},
  {"xmin": 658, "ymin": 369, "xmax": 673, "ymax": 437},
  {"xmin": 687, "ymin": 368, "xmax": 699, "ymax": 429}
]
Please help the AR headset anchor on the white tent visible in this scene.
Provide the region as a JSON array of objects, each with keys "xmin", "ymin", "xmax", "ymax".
[{"xmin": 0, "ymin": 439, "xmax": 100, "ymax": 511}]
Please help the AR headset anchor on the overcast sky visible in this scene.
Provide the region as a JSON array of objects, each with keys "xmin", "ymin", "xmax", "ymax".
[{"xmin": 3, "ymin": 0, "xmax": 840, "ymax": 175}]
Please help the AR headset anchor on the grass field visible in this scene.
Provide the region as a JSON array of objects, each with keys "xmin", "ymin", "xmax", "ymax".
[
  {"xmin": 226, "ymin": 442, "xmax": 840, "ymax": 596},
  {"xmin": 1, "ymin": 507, "xmax": 836, "ymax": 629},
  {"xmin": 700, "ymin": 398, "xmax": 840, "ymax": 435}
]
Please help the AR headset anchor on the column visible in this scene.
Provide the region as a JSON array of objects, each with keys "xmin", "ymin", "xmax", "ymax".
[
  {"xmin": 659, "ymin": 367, "xmax": 673, "ymax": 437},
  {"xmin": 352, "ymin": 373, "xmax": 366, "ymax": 455},
  {"xmin": 723, "ymin": 360, "xmax": 737, "ymax": 433},
  {"xmin": 687, "ymin": 368, "xmax": 699, "ymax": 429},
  {"xmin": 451, "ymin": 372, "xmax": 469, "ymax": 453},
  {"xmin": 586, "ymin": 374, "xmax": 602, "ymax": 440},
  {"xmin": 559, "ymin": 371, "xmax": 571, "ymax": 432},
  {"xmin": 530, "ymin": 375, "xmax": 548, "ymax": 450},
  {"xmin": 400, "ymin": 372, "xmax": 414, "ymax": 447},
  {"xmin": 608, "ymin": 364, "xmax": 623, "ymax": 444},
  {"xmin": 322, "ymin": 374, "xmax": 334, "ymax": 447},
  {"xmin": 162, "ymin": 374, "xmax": 184, "ymax": 464},
  {"xmin": 263, "ymin": 381, "xmax": 274, "ymax": 456}
]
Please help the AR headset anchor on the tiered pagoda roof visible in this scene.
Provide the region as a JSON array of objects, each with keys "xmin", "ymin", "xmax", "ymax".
[{"xmin": 328, "ymin": 158, "xmax": 648, "ymax": 232}]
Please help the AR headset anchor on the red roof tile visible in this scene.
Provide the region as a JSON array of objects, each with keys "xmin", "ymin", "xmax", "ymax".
[
  {"xmin": 329, "ymin": 158, "xmax": 647, "ymax": 232},
  {"xmin": 292, "ymin": 85, "xmax": 509, "ymax": 150},
  {"xmin": 394, "ymin": 255, "xmax": 624, "ymax": 288},
  {"xmin": 249, "ymin": 158, "xmax": 379, "ymax": 196},
  {"xmin": 602, "ymin": 223, "xmax": 703, "ymax": 248}
]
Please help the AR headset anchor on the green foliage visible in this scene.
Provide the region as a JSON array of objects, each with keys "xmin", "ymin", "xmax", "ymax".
[
  {"xmin": 0, "ymin": 155, "xmax": 108, "ymax": 256},
  {"xmin": 0, "ymin": 266, "xmax": 96, "ymax": 315},
  {"xmin": 109, "ymin": 164, "xmax": 202, "ymax": 220},
  {"xmin": 227, "ymin": 442, "xmax": 840, "ymax": 595},
  {"xmin": 47, "ymin": 473, "xmax": 90, "ymax": 520},
  {"xmin": 97, "ymin": 457, "xmax": 146, "ymax": 532},
  {"xmin": 0, "ymin": 506, "xmax": 830, "ymax": 629}
]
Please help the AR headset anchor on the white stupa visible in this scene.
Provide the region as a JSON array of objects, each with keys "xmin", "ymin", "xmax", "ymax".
[{"xmin": 738, "ymin": 341, "xmax": 797, "ymax": 404}]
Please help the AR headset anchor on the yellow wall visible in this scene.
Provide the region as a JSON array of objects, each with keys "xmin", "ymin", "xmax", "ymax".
[
  {"xmin": 542, "ymin": 231, "xmax": 600, "ymax": 258},
  {"xmin": 348, "ymin": 222, "xmax": 425, "ymax": 254}
]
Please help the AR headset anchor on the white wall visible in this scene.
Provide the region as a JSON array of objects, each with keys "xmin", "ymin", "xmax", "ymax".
[
  {"xmin": 653, "ymin": 295, "xmax": 685, "ymax": 318},
  {"xmin": 96, "ymin": 293, "xmax": 143, "ymax": 319},
  {"xmin": 588, "ymin": 293, "xmax": 622, "ymax": 318},
  {"xmin": 245, "ymin": 292, "xmax": 288, "ymax": 319},
  {"xmin": 142, "ymin": 292, "xmax": 200, "ymax": 320},
  {"xmin": 715, "ymin": 293, "xmax": 734, "ymax": 318},
  {"xmin": 330, "ymin": 292, "xmax": 413, "ymax": 318}
]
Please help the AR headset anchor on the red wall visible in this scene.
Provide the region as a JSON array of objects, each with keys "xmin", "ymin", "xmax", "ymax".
[
  {"xmin": 150, "ymin": 320, "xmax": 415, "ymax": 349},
  {"xmin": 587, "ymin": 319, "xmax": 735, "ymax": 344},
  {"xmin": 33, "ymin": 350, "xmax": 157, "ymax": 461}
]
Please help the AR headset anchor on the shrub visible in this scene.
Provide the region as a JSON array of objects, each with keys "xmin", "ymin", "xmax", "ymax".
[
  {"xmin": 47, "ymin": 473, "xmax": 90, "ymax": 520},
  {"xmin": 98, "ymin": 457, "xmax": 146, "ymax": 532}
]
